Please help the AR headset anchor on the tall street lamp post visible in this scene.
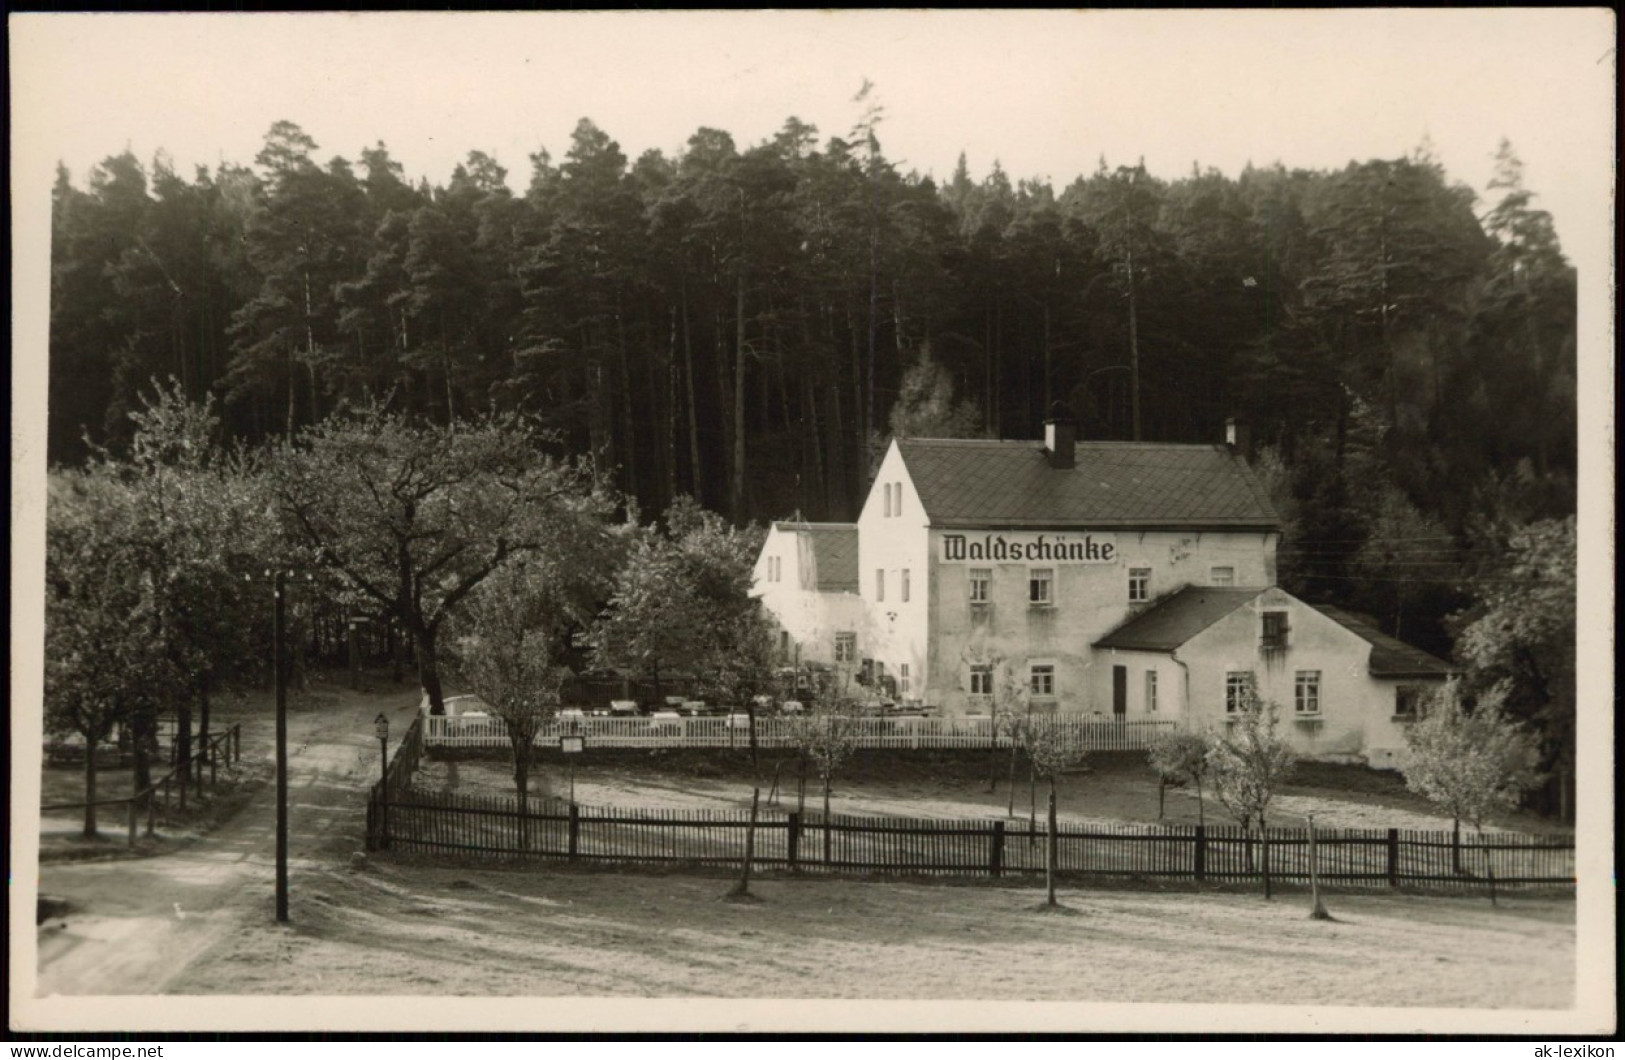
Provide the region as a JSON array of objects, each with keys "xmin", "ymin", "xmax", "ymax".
[
  {"xmin": 374, "ymin": 712, "xmax": 390, "ymax": 849},
  {"xmin": 374, "ymin": 713, "xmax": 390, "ymax": 786}
]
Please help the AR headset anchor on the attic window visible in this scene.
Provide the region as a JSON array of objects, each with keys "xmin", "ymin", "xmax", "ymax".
[{"xmin": 1261, "ymin": 611, "xmax": 1290, "ymax": 650}]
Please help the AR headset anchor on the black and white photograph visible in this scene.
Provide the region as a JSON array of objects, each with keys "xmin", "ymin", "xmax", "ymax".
[{"xmin": 8, "ymin": 10, "xmax": 1615, "ymax": 1037}]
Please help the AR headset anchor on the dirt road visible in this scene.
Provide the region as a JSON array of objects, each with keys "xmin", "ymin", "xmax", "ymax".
[{"xmin": 35, "ymin": 686, "xmax": 422, "ymax": 996}]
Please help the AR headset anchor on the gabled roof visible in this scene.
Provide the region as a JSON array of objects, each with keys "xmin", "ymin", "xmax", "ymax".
[
  {"xmin": 1310, "ymin": 605, "xmax": 1458, "ymax": 678},
  {"xmin": 894, "ymin": 438, "xmax": 1279, "ymax": 530},
  {"xmin": 1092, "ymin": 587, "xmax": 1459, "ymax": 679},
  {"xmin": 772, "ymin": 521, "xmax": 859, "ymax": 593},
  {"xmin": 1093, "ymin": 587, "xmax": 1265, "ymax": 651}
]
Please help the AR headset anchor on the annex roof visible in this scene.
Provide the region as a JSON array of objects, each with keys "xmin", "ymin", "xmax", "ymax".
[
  {"xmin": 771, "ymin": 521, "xmax": 859, "ymax": 593},
  {"xmin": 894, "ymin": 438, "xmax": 1279, "ymax": 530},
  {"xmin": 1092, "ymin": 587, "xmax": 1458, "ymax": 679},
  {"xmin": 1092, "ymin": 587, "xmax": 1266, "ymax": 652},
  {"xmin": 1310, "ymin": 604, "xmax": 1458, "ymax": 678}
]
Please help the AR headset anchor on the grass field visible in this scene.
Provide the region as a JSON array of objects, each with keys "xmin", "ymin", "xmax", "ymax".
[{"xmin": 415, "ymin": 742, "xmax": 1570, "ymax": 834}]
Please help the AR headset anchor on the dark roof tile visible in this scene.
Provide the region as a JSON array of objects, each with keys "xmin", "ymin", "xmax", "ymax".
[
  {"xmin": 1093, "ymin": 587, "xmax": 1264, "ymax": 651},
  {"xmin": 896, "ymin": 439, "xmax": 1279, "ymax": 529},
  {"xmin": 1311, "ymin": 605, "xmax": 1458, "ymax": 678},
  {"xmin": 773, "ymin": 521, "xmax": 859, "ymax": 592}
]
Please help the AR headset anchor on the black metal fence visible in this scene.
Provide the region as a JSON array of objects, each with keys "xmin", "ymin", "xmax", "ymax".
[{"xmin": 363, "ymin": 785, "xmax": 1574, "ymax": 892}]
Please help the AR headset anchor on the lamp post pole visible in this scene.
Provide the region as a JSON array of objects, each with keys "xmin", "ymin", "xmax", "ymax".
[
  {"xmin": 374, "ymin": 713, "xmax": 390, "ymax": 851},
  {"xmin": 273, "ymin": 570, "xmax": 290, "ymax": 923},
  {"xmin": 375, "ymin": 714, "xmax": 390, "ymax": 787}
]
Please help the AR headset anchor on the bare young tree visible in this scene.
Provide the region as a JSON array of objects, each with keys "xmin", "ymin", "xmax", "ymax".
[
  {"xmin": 786, "ymin": 676, "xmax": 867, "ymax": 863},
  {"xmin": 1208, "ymin": 691, "xmax": 1297, "ymax": 895},
  {"xmin": 1148, "ymin": 729, "xmax": 1214, "ymax": 824},
  {"xmin": 1402, "ymin": 679, "xmax": 1542, "ymax": 901},
  {"xmin": 958, "ymin": 647, "xmax": 1027, "ymax": 802},
  {"xmin": 454, "ymin": 565, "xmax": 571, "ymax": 848},
  {"xmin": 1021, "ymin": 715, "xmax": 1088, "ymax": 907}
]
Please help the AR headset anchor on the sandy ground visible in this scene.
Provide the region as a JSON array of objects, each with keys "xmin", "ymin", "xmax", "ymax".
[
  {"xmin": 160, "ymin": 860, "xmax": 1573, "ymax": 1006},
  {"xmin": 34, "ymin": 681, "xmax": 1575, "ymax": 1006},
  {"xmin": 34, "ymin": 683, "xmax": 423, "ymax": 997}
]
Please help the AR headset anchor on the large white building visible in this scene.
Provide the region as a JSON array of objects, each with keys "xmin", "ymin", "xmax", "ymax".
[{"xmin": 754, "ymin": 414, "xmax": 1455, "ymax": 763}]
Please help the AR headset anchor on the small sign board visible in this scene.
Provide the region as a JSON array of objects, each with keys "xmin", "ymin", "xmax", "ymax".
[{"xmin": 559, "ymin": 734, "xmax": 585, "ymax": 754}]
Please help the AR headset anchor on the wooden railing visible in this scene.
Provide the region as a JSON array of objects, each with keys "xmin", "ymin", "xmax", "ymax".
[
  {"xmin": 364, "ymin": 788, "xmax": 1576, "ymax": 892},
  {"xmin": 422, "ymin": 713, "xmax": 1176, "ymax": 752},
  {"xmin": 41, "ymin": 723, "xmax": 243, "ymax": 846}
]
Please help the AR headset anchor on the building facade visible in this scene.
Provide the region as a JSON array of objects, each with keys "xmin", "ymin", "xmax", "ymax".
[
  {"xmin": 751, "ymin": 521, "xmax": 866, "ymax": 670},
  {"xmin": 753, "ymin": 414, "xmax": 1454, "ymax": 764}
]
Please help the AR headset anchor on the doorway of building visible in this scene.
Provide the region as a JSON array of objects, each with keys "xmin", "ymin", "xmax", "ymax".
[{"xmin": 1112, "ymin": 665, "xmax": 1127, "ymax": 715}]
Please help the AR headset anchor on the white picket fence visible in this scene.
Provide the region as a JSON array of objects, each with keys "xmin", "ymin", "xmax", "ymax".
[{"xmin": 422, "ymin": 712, "xmax": 1176, "ymax": 752}]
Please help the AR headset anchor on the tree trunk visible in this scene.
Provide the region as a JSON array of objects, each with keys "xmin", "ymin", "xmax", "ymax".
[
  {"xmin": 682, "ymin": 284, "xmax": 702, "ymax": 503},
  {"xmin": 666, "ymin": 305, "xmax": 679, "ymax": 509},
  {"xmin": 616, "ymin": 295, "xmax": 637, "ymax": 502},
  {"xmin": 732, "ymin": 273, "xmax": 747, "ymax": 523},
  {"xmin": 1308, "ymin": 814, "xmax": 1331, "ymax": 919},
  {"xmin": 514, "ymin": 739, "xmax": 530, "ymax": 853},
  {"xmin": 746, "ymin": 701, "xmax": 759, "ymax": 774},
  {"xmin": 1478, "ymin": 825, "xmax": 1498, "ymax": 908},
  {"xmin": 131, "ymin": 712, "xmax": 154, "ymax": 797},
  {"xmin": 1007, "ymin": 741, "xmax": 1019, "ymax": 817},
  {"xmin": 198, "ymin": 671, "xmax": 212, "ymax": 749},
  {"xmin": 1028, "ymin": 761, "xmax": 1037, "ymax": 844},
  {"xmin": 1261, "ymin": 818, "xmax": 1272, "ymax": 900},
  {"xmin": 823, "ymin": 774, "xmax": 833, "ymax": 865},
  {"xmin": 731, "ymin": 787, "xmax": 761, "ymax": 897},
  {"xmin": 82, "ymin": 736, "xmax": 99, "ymax": 838},
  {"xmin": 176, "ymin": 704, "xmax": 192, "ymax": 809},
  {"xmin": 414, "ymin": 624, "xmax": 446, "ymax": 715},
  {"xmin": 1126, "ymin": 244, "xmax": 1141, "ymax": 441},
  {"xmin": 1046, "ymin": 786, "xmax": 1058, "ymax": 906}
]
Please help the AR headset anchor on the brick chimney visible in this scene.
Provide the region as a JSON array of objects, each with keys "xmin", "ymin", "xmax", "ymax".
[{"xmin": 1044, "ymin": 402, "xmax": 1076, "ymax": 469}]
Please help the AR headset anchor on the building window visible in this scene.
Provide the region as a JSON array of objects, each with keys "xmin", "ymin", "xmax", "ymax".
[
  {"xmin": 835, "ymin": 632, "xmax": 855, "ymax": 663},
  {"xmin": 1225, "ymin": 671, "xmax": 1256, "ymax": 713},
  {"xmin": 875, "ymin": 569, "xmax": 885, "ymax": 601},
  {"xmin": 969, "ymin": 567, "xmax": 991, "ymax": 605},
  {"xmin": 1261, "ymin": 611, "xmax": 1290, "ymax": 650},
  {"xmin": 1029, "ymin": 568, "xmax": 1054, "ymax": 606},
  {"xmin": 1129, "ymin": 566, "xmax": 1151, "ymax": 603},
  {"xmin": 893, "ymin": 483, "xmax": 903, "ymax": 517},
  {"xmin": 899, "ymin": 663, "xmax": 911, "ymax": 697},
  {"xmin": 968, "ymin": 664, "xmax": 993, "ymax": 698},
  {"xmin": 1210, "ymin": 566, "xmax": 1235, "ymax": 586},
  {"xmin": 1394, "ymin": 686, "xmax": 1422, "ymax": 718},
  {"xmin": 1295, "ymin": 670, "xmax": 1321, "ymax": 715},
  {"xmin": 1030, "ymin": 663, "xmax": 1056, "ymax": 699},
  {"xmin": 779, "ymin": 631, "xmax": 790, "ymax": 657},
  {"xmin": 901, "ymin": 568, "xmax": 911, "ymax": 603},
  {"xmin": 1145, "ymin": 670, "xmax": 1158, "ymax": 713}
]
